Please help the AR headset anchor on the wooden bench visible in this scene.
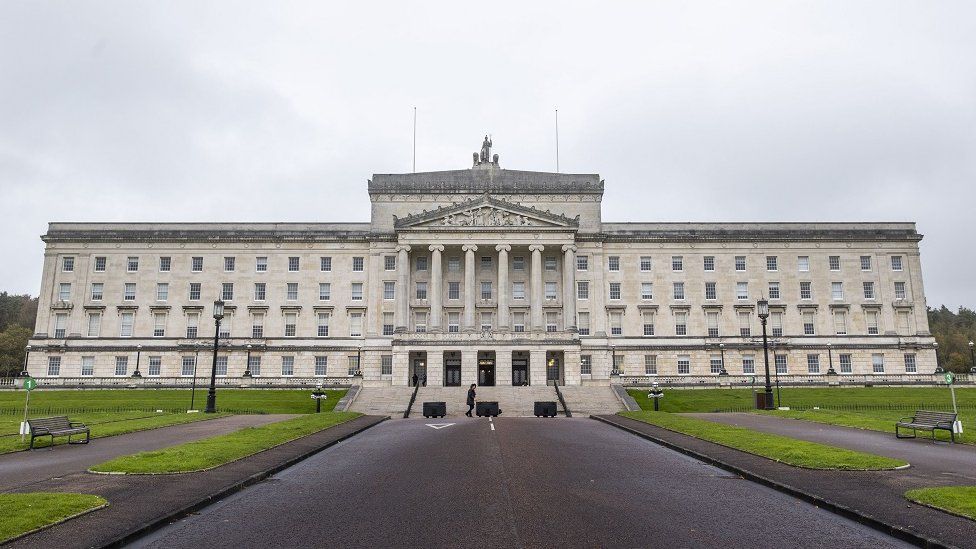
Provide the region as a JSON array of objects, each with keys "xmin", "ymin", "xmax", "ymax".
[
  {"xmin": 895, "ymin": 410, "xmax": 957, "ymax": 443},
  {"xmin": 27, "ymin": 416, "xmax": 90, "ymax": 450}
]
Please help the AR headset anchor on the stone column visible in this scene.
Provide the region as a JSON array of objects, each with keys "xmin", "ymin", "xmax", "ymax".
[
  {"xmin": 496, "ymin": 244, "xmax": 511, "ymax": 331},
  {"xmin": 462, "ymin": 244, "xmax": 478, "ymax": 332},
  {"xmin": 461, "ymin": 349, "xmax": 478, "ymax": 385},
  {"xmin": 426, "ymin": 349, "xmax": 444, "ymax": 387},
  {"xmin": 395, "ymin": 245, "xmax": 411, "ymax": 333},
  {"xmin": 496, "ymin": 348, "xmax": 513, "ymax": 387},
  {"xmin": 529, "ymin": 245, "xmax": 544, "ymax": 331},
  {"xmin": 562, "ymin": 244, "xmax": 577, "ymax": 332},
  {"xmin": 429, "ymin": 244, "xmax": 444, "ymax": 332},
  {"xmin": 529, "ymin": 349, "xmax": 547, "ymax": 386}
]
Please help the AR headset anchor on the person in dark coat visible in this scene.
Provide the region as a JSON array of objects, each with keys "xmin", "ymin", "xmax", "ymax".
[
  {"xmin": 412, "ymin": 373, "xmax": 419, "ymax": 387},
  {"xmin": 466, "ymin": 383, "xmax": 477, "ymax": 417}
]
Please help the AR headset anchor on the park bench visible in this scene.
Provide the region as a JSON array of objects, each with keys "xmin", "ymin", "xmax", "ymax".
[
  {"xmin": 895, "ymin": 410, "xmax": 957, "ymax": 443},
  {"xmin": 27, "ymin": 416, "xmax": 90, "ymax": 450}
]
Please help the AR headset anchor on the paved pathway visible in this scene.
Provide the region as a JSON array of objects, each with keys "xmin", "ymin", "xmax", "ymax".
[
  {"xmin": 0, "ymin": 414, "xmax": 296, "ymax": 492},
  {"xmin": 131, "ymin": 418, "xmax": 910, "ymax": 548}
]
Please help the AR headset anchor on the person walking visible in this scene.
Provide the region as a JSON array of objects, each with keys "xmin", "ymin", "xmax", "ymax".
[{"xmin": 466, "ymin": 383, "xmax": 477, "ymax": 417}]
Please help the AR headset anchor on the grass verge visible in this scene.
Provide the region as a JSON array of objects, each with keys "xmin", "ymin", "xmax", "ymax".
[
  {"xmin": 620, "ymin": 411, "xmax": 907, "ymax": 470},
  {"xmin": 762, "ymin": 408, "xmax": 970, "ymax": 444},
  {"xmin": 0, "ymin": 493, "xmax": 108, "ymax": 543},
  {"xmin": 90, "ymin": 412, "xmax": 360, "ymax": 474},
  {"xmin": 905, "ymin": 486, "xmax": 976, "ymax": 521}
]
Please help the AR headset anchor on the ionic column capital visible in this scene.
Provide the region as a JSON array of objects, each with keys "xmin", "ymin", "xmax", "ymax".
[
  {"xmin": 395, "ymin": 245, "xmax": 412, "ymax": 253},
  {"xmin": 528, "ymin": 244, "xmax": 545, "ymax": 253},
  {"xmin": 561, "ymin": 244, "xmax": 578, "ymax": 253},
  {"xmin": 428, "ymin": 244, "xmax": 445, "ymax": 253},
  {"xmin": 495, "ymin": 244, "xmax": 512, "ymax": 253},
  {"xmin": 462, "ymin": 244, "xmax": 479, "ymax": 253}
]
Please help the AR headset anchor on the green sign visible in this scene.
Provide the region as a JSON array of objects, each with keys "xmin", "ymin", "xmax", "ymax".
[
  {"xmin": 945, "ymin": 372, "xmax": 955, "ymax": 385},
  {"xmin": 23, "ymin": 378, "xmax": 37, "ymax": 391}
]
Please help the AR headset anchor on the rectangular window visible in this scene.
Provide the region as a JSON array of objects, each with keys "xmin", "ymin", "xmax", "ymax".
[
  {"xmin": 860, "ymin": 256, "xmax": 872, "ymax": 271},
  {"xmin": 863, "ymin": 282, "xmax": 875, "ymax": 300},
  {"xmin": 580, "ymin": 355, "xmax": 592, "ymax": 375},
  {"xmin": 642, "ymin": 310, "xmax": 655, "ymax": 336},
  {"xmin": 448, "ymin": 312, "xmax": 460, "ymax": 333},
  {"xmin": 159, "ymin": 256, "xmax": 171, "ymax": 272},
  {"xmin": 513, "ymin": 282, "xmax": 525, "ymax": 300},
  {"xmin": 383, "ymin": 281, "xmax": 395, "ymax": 300},
  {"xmin": 704, "ymin": 282, "xmax": 717, "ymax": 300},
  {"xmin": 320, "ymin": 256, "xmax": 332, "ymax": 272},
  {"xmin": 222, "ymin": 282, "xmax": 234, "ymax": 301},
  {"xmin": 87, "ymin": 312, "xmax": 101, "ymax": 337},
  {"xmin": 448, "ymin": 282, "xmax": 460, "ymax": 300},
  {"xmin": 317, "ymin": 312, "xmax": 330, "ymax": 337},
  {"xmin": 156, "ymin": 283, "xmax": 169, "ymax": 301},
  {"xmin": 512, "ymin": 312, "xmax": 525, "ymax": 333},
  {"xmin": 224, "ymin": 256, "xmax": 235, "ymax": 272},
  {"xmin": 351, "ymin": 283, "xmax": 363, "ymax": 301},
  {"xmin": 94, "ymin": 256, "xmax": 106, "ymax": 272},
  {"xmin": 891, "ymin": 256, "xmax": 903, "ymax": 271},
  {"xmin": 742, "ymin": 356, "xmax": 755, "ymax": 375},
  {"xmin": 115, "ymin": 356, "xmax": 128, "ymax": 376},
  {"xmin": 348, "ymin": 355, "xmax": 360, "ymax": 376},
  {"xmin": 735, "ymin": 256, "xmax": 746, "ymax": 271},
  {"xmin": 248, "ymin": 355, "xmax": 261, "ymax": 376},
  {"xmin": 289, "ymin": 257, "xmax": 300, "ymax": 271},
  {"xmin": 81, "ymin": 356, "xmax": 95, "ymax": 376},
  {"xmin": 319, "ymin": 283, "xmax": 331, "ymax": 301},
  {"xmin": 774, "ymin": 354, "xmax": 788, "ymax": 374},
  {"xmin": 287, "ymin": 283, "xmax": 299, "ymax": 300},
  {"xmin": 768, "ymin": 282, "xmax": 780, "ymax": 300},
  {"xmin": 829, "ymin": 256, "xmax": 840, "ymax": 271},
  {"xmin": 545, "ymin": 257, "xmax": 557, "ymax": 271},
  {"xmin": 513, "ymin": 256, "xmax": 525, "ymax": 271},
  {"xmin": 59, "ymin": 283, "xmax": 71, "ymax": 301},
  {"xmin": 710, "ymin": 356, "xmax": 723, "ymax": 374},
  {"xmin": 904, "ymin": 353, "xmax": 917, "ymax": 373},
  {"xmin": 186, "ymin": 313, "xmax": 199, "ymax": 338},
  {"xmin": 576, "ymin": 256, "xmax": 588, "ymax": 271},
  {"xmin": 831, "ymin": 282, "xmax": 844, "ymax": 301},
  {"xmin": 807, "ymin": 354, "xmax": 820, "ymax": 373},
  {"xmin": 545, "ymin": 281, "xmax": 557, "ymax": 300},
  {"xmin": 577, "ymin": 281, "xmax": 589, "ymax": 299},
  {"xmin": 282, "ymin": 356, "xmax": 295, "ymax": 376},
  {"xmin": 894, "ymin": 281, "xmax": 907, "ymax": 300},
  {"xmin": 218, "ymin": 313, "xmax": 231, "ymax": 338},
  {"xmin": 644, "ymin": 355, "xmax": 657, "ymax": 375},
  {"xmin": 771, "ymin": 312, "xmax": 783, "ymax": 337},
  {"xmin": 833, "ymin": 310, "xmax": 848, "ymax": 335},
  {"xmin": 414, "ymin": 282, "xmax": 428, "ymax": 300},
  {"xmin": 872, "ymin": 354, "xmax": 885, "ymax": 373},
  {"xmin": 640, "ymin": 256, "xmax": 652, "ymax": 271},
  {"xmin": 671, "ymin": 256, "xmax": 683, "ymax": 271},
  {"xmin": 181, "ymin": 356, "xmax": 196, "ymax": 376},
  {"xmin": 189, "ymin": 283, "xmax": 201, "ymax": 301},
  {"xmin": 609, "ymin": 282, "xmax": 621, "ymax": 300},
  {"xmin": 802, "ymin": 311, "xmax": 815, "ymax": 335},
  {"xmin": 703, "ymin": 256, "xmax": 715, "ymax": 271},
  {"xmin": 349, "ymin": 312, "xmax": 363, "ymax": 337},
  {"xmin": 479, "ymin": 256, "xmax": 491, "ymax": 270},
  {"xmin": 799, "ymin": 281, "xmax": 812, "ymax": 300},
  {"xmin": 384, "ymin": 312, "xmax": 395, "ymax": 335},
  {"xmin": 609, "ymin": 311, "xmax": 623, "ymax": 336},
  {"xmin": 153, "ymin": 312, "xmax": 166, "ymax": 337},
  {"xmin": 315, "ymin": 356, "xmax": 328, "ymax": 376},
  {"xmin": 256, "ymin": 256, "xmax": 268, "ymax": 272},
  {"xmin": 54, "ymin": 313, "xmax": 67, "ymax": 338},
  {"xmin": 448, "ymin": 257, "xmax": 461, "ymax": 272},
  {"xmin": 706, "ymin": 311, "xmax": 719, "ymax": 337},
  {"xmin": 577, "ymin": 312, "xmax": 589, "ymax": 336},
  {"xmin": 381, "ymin": 355, "xmax": 393, "ymax": 376},
  {"xmin": 480, "ymin": 311, "xmax": 493, "ymax": 331},
  {"xmin": 251, "ymin": 313, "xmax": 264, "ymax": 338},
  {"xmin": 766, "ymin": 256, "xmax": 777, "ymax": 271},
  {"xmin": 284, "ymin": 313, "xmax": 297, "ymax": 337},
  {"xmin": 545, "ymin": 312, "xmax": 558, "ymax": 332},
  {"xmin": 608, "ymin": 256, "xmax": 620, "ymax": 271},
  {"xmin": 124, "ymin": 283, "xmax": 136, "ymax": 301},
  {"xmin": 736, "ymin": 282, "xmax": 748, "ymax": 300},
  {"xmin": 384, "ymin": 255, "xmax": 396, "ymax": 271},
  {"xmin": 738, "ymin": 311, "xmax": 751, "ymax": 337},
  {"xmin": 254, "ymin": 283, "xmax": 267, "ymax": 301},
  {"xmin": 839, "ymin": 354, "xmax": 852, "ymax": 374},
  {"xmin": 127, "ymin": 256, "xmax": 139, "ymax": 272},
  {"xmin": 120, "ymin": 312, "xmax": 134, "ymax": 337},
  {"xmin": 215, "ymin": 356, "xmax": 228, "ymax": 376},
  {"xmin": 192, "ymin": 257, "xmax": 203, "ymax": 272},
  {"xmin": 675, "ymin": 311, "xmax": 687, "ymax": 336},
  {"xmin": 673, "ymin": 282, "xmax": 685, "ymax": 300},
  {"xmin": 797, "ymin": 256, "xmax": 809, "ymax": 272},
  {"xmin": 677, "ymin": 355, "xmax": 690, "ymax": 375},
  {"xmin": 417, "ymin": 256, "xmax": 429, "ymax": 271},
  {"xmin": 91, "ymin": 283, "xmax": 103, "ymax": 301},
  {"xmin": 480, "ymin": 281, "xmax": 492, "ymax": 300},
  {"xmin": 641, "ymin": 282, "xmax": 653, "ymax": 300}
]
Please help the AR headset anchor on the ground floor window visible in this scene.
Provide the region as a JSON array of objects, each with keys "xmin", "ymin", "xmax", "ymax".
[
  {"xmin": 81, "ymin": 356, "xmax": 94, "ymax": 376},
  {"xmin": 580, "ymin": 355, "xmax": 592, "ymax": 375},
  {"xmin": 248, "ymin": 355, "xmax": 261, "ymax": 376},
  {"xmin": 677, "ymin": 355, "xmax": 690, "ymax": 375},
  {"xmin": 148, "ymin": 356, "xmax": 162, "ymax": 376},
  {"xmin": 872, "ymin": 353, "xmax": 885, "ymax": 373},
  {"xmin": 742, "ymin": 355, "xmax": 755, "ymax": 374},
  {"xmin": 644, "ymin": 355, "xmax": 657, "ymax": 375},
  {"xmin": 348, "ymin": 355, "xmax": 359, "ymax": 376},
  {"xmin": 216, "ymin": 356, "xmax": 228, "ymax": 376},
  {"xmin": 807, "ymin": 354, "xmax": 820, "ymax": 374},
  {"xmin": 282, "ymin": 356, "xmax": 294, "ymax": 376},
  {"xmin": 47, "ymin": 356, "xmax": 61, "ymax": 376},
  {"xmin": 839, "ymin": 353, "xmax": 852, "ymax": 374},
  {"xmin": 315, "ymin": 356, "xmax": 328, "ymax": 376},
  {"xmin": 381, "ymin": 355, "xmax": 393, "ymax": 376},
  {"xmin": 774, "ymin": 354, "xmax": 788, "ymax": 375},
  {"xmin": 181, "ymin": 356, "xmax": 195, "ymax": 376},
  {"xmin": 904, "ymin": 353, "xmax": 917, "ymax": 373},
  {"xmin": 115, "ymin": 356, "xmax": 128, "ymax": 376},
  {"xmin": 709, "ymin": 356, "xmax": 723, "ymax": 374}
]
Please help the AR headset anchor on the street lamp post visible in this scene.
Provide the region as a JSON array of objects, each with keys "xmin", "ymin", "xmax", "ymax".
[
  {"xmin": 757, "ymin": 298, "xmax": 774, "ymax": 410},
  {"xmin": 205, "ymin": 300, "xmax": 224, "ymax": 414},
  {"xmin": 969, "ymin": 341, "xmax": 975, "ymax": 374},
  {"xmin": 934, "ymin": 342, "xmax": 944, "ymax": 374},
  {"xmin": 20, "ymin": 345, "xmax": 31, "ymax": 377},
  {"xmin": 243, "ymin": 344, "xmax": 252, "ymax": 377},
  {"xmin": 132, "ymin": 344, "xmax": 143, "ymax": 378},
  {"xmin": 826, "ymin": 342, "xmax": 836, "ymax": 375},
  {"xmin": 718, "ymin": 343, "xmax": 728, "ymax": 376},
  {"xmin": 611, "ymin": 345, "xmax": 618, "ymax": 376}
]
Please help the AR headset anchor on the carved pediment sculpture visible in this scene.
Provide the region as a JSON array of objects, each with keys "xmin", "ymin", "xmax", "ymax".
[{"xmin": 394, "ymin": 195, "xmax": 579, "ymax": 230}]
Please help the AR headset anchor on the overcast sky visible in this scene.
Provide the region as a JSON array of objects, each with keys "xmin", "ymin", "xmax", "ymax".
[{"xmin": 1, "ymin": 2, "xmax": 974, "ymax": 308}]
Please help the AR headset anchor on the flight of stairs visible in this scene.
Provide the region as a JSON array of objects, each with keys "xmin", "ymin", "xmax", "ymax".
[
  {"xmin": 348, "ymin": 385, "xmax": 416, "ymax": 417},
  {"xmin": 558, "ymin": 385, "xmax": 625, "ymax": 416},
  {"xmin": 412, "ymin": 385, "xmax": 565, "ymax": 417}
]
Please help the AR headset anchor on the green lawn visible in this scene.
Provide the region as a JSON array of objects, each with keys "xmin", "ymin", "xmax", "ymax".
[
  {"xmin": 0, "ymin": 493, "xmax": 108, "ymax": 543},
  {"xmin": 90, "ymin": 411, "xmax": 360, "ymax": 474},
  {"xmin": 906, "ymin": 486, "xmax": 976, "ymax": 521},
  {"xmin": 764, "ymin": 408, "xmax": 971, "ymax": 443},
  {"xmin": 620, "ymin": 411, "xmax": 907, "ymax": 470}
]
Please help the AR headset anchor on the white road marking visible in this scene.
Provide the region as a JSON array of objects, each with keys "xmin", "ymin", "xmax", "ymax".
[
  {"xmin": 488, "ymin": 417, "xmax": 493, "ymax": 422},
  {"xmin": 425, "ymin": 423, "xmax": 455, "ymax": 430},
  {"xmin": 490, "ymin": 423, "xmax": 495, "ymax": 431}
]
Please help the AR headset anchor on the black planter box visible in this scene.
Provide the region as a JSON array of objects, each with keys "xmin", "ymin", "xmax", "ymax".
[
  {"xmin": 475, "ymin": 401, "xmax": 501, "ymax": 417},
  {"xmin": 534, "ymin": 401, "xmax": 558, "ymax": 417},
  {"xmin": 423, "ymin": 401, "xmax": 447, "ymax": 418}
]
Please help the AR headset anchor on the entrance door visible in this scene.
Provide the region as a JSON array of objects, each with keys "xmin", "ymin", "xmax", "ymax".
[
  {"xmin": 512, "ymin": 359, "xmax": 528, "ymax": 386},
  {"xmin": 445, "ymin": 357, "xmax": 461, "ymax": 387},
  {"xmin": 478, "ymin": 359, "xmax": 496, "ymax": 386},
  {"xmin": 412, "ymin": 358, "xmax": 427, "ymax": 386},
  {"xmin": 546, "ymin": 355, "xmax": 562, "ymax": 385}
]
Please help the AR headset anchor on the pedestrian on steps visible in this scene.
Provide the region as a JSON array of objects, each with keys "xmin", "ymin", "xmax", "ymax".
[{"xmin": 466, "ymin": 384, "xmax": 477, "ymax": 417}]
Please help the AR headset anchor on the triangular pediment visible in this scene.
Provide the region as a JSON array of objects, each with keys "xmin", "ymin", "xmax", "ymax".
[{"xmin": 394, "ymin": 195, "xmax": 579, "ymax": 230}]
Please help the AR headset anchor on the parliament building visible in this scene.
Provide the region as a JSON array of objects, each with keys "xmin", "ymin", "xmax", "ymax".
[{"xmin": 28, "ymin": 139, "xmax": 937, "ymax": 387}]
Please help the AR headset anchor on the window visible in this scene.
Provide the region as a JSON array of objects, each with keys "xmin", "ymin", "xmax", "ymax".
[
  {"xmin": 284, "ymin": 313, "xmax": 297, "ymax": 337},
  {"xmin": 797, "ymin": 256, "xmax": 809, "ymax": 272},
  {"xmin": 81, "ymin": 356, "xmax": 95, "ymax": 376},
  {"xmin": 580, "ymin": 355, "xmax": 592, "ymax": 375},
  {"xmin": 577, "ymin": 281, "xmax": 589, "ymax": 299},
  {"xmin": 799, "ymin": 281, "xmax": 812, "ymax": 300},
  {"xmin": 192, "ymin": 257, "xmax": 203, "ymax": 272},
  {"xmin": 640, "ymin": 256, "xmax": 652, "ymax": 271},
  {"xmin": 384, "ymin": 312, "xmax": 395, "ymax": 335},
  {"xmin": 829, "ymin": 256, "xmax": 840, "ymax": 271},
  {"xmin": 642, "ymin": 310, "xmax": 655, "ymax": 336},
  {"xmin": 254, "ymin": 283, "xmax": 267, "ymax": 301},
  {"xmin": 577, "ymin": 256, "xmax": 588, "ymax": 271},
  {"xmin": 738, "ymin": 311, "xmax": 751, "ymax": 337},
  {"xmin": 863, "ymin": 282, "xmax": 875, "ymax": 300},
  {"xmin": 770, "ymin": 312, "xmax": 783, "ymax": 337},
  {"xmin": 222, "ymin": 282, "xmax": 234, "ymax": 301},
  {"xmin": 703, "ymin": 256, "xmax": 715, "ymax": 271},
  {"xmin": 802, "ymin": 311, "xmax": 815, "ymax": 335},
  {"xmin": 86, "ymin": 312, "xmax": 101, "ymax": 337},
  {"xmin": 609, "ymin": 282, "xmax": 621, "ymax": 300},
  {"xmin": 608, "ymin": 256, "xmax": 620, "ymax": 271},
  {"xmin": 159, "ymin": 256, "xmax": 171, "ymax": 272},
  {"xmin": 251, "ymin": 313, "xmax": 264, "ymax": 338},
  {"xmin": 153, "ymin": 313, "xmax": 166, "ymax": 337},
  {"xmin": 774, "ymin": 354, "xmax": 788, "ymax": 374},
  {"xmin": 894, "ymin": 281, "xmax": 907, "ymax": 300},
  {"xmin": 54, "ymin": 313, "xmax": 67, "ymax": 338},
  {"xmin": 383, "ymin": 281, "xmax": 395, "ymax": 300},
  {"xmin": 91, "ymin": 283, "xmax": 103, "ymax": 301},
  {"xmin": 189, "ymin": 282, "xmax": 201, "ymax": 301},
  {"xmin": 513, "ymin": 282, "xmax": 526, "ymax": 300},
  {"xmin": 127, "ymin": 256, "xmax": 139, "ymax": 272},
  {"xmin": 735, "ymin": 256, "xmax": 746, "ymax": 271},
  {"xmin": 381, "ymin": 355, "xmax": 393, "ymax": 376},
  {"xmin": 742, "ymin": 356, "xmax": 755, "ymax": 375},
  {"xmin": 546, "ymin": 312, "xmax": 558, "ymax": 332},
  {"xmin": 224, "ymin": 257, "xmax": 235, "ymax": 272},
  {"xmin": 480, "ymin": 311, "xmax": 493, "ymax": 331},
  {"xmin": 480, "ymin": 281, "xmax": 492, "ymax": 300},
  {"xmin": 287, "ymin": 282, "xmax": 299, "ymax": 300},
  {"xmin": 677, "ymin": 355, "xmax": 690, "ymax": 375},
  {"xmin": 831, "ymin": 282, "xmax": 844, "ymax": 301},
  {"xmin": 448, "ymin": 282, "xmax": 460, "ymax": 300},
  {"xmin": 704, "ymin": 282, "xmax": 717, "ymax": 300},
  {"xmin": 417, "ymin": 256, "xmax": 429, "ymax": 271},
  {"xmin": 351, "ymin": 283, "xmax": 364, "ymax": 301},
  {"xmin": 706, "ymin": 311, "xmax": 719, "ymax": 337},
  {"xmin": 671, "ymin": 256, "xmax": 683, "ymax": 271},
  {"xmin": 479, "ymin": 256, "xmax": 491, "ymax": 270},
  {"xmin": 317, "ymin": 312, "xmax": 330, "ymax": 337},
  {"xmin": 256, "ymin": 257, "xmax": 268, "ymax": 272},
  {"xmin": 891, "ymin": 256, "xmax": 903, "ymax": 271},
  {"xmin": 124, "ymin": 283, "xmax": 136, "ymax": 301},
  {"xmin": 115, "ymin": 356, "xmax": 128, "ymax": 376},
  {"xmin": 766, "ymin": 256, "xmax": 777, "ymax": 271},
  {"xmin": 320, "ymin": 256, "xmax": 332, "ymax": 272},
  {"xmin": 512, "ymin": 312, "xmax": 526, "ymax": 333},
  {"xmin": 644, "ymin": 355, "xmax": 657, "ymax": 375},
  {"xmin": 59, "ymin": 283, "xmax": 71, "ymax": 301},
  {"xmin": 735, "ymin": 282, "xmax": 748, "ymax": 300},
  {"xmin": 384, "ymin": 256, "xmax": 396, "ymax": 271},
  {"xmin": 156, "ymin": 283, "xmax": 169, "ymax": 301},
  {"xmin": 94, "ymin": 256, "xmax": 106, "ymax": 272},
  {"xmin": 641, "ymin": 283, "xmax": 653, "ymax": 300},
  {"xmin": 577, "ymin": 312, "xmax": 589, "ymax": 335},
  {"xmin": 215, "ymin": 356, "xmax": 228, "ymax": 376},
  {"xmin": 182, "ymin": 356, "xmax": 196, "ymax": 376},
  {"xmin": 674, "ymin": 311, "xmax": 687, "ymax": 335},
  {"xmin": 860, "ymin": 256, "xmax": 872, "ymax": 271},
  {"xmin": 282, "ymin": 356, "xmax": 295, "ymax": 376},
  {"xmin": 448, "ymin": 257, "xmax": 460, "ymax": 272},
  {"xmin": 872, "ymin": 354, "xmax": 885, "ymax": 373},
  {"xmin": 545, "ymin": 257, "xmax": 557, "ymax": 271},
  {"xmin": 349, "ymin": 312, "xmax": 363, "ymax": 337},
  {"xmin": 833, "ymin": 310, "xmax": 848, "ymax": 335},
  {"xmin": 248, "ymin": 355, "xmax": 261, "ymax": 376},
  {"xmin": 513, "ymin": 256, "xmax": 525, "ymax": 271},
  {"xmin": 609, "ymin": 311, "xmax": 623, "ymax": 336},
  {"xmin": 448, "ymin": 312, "xmax": 460, "ymax": 333},
  {"xmin": 768, "ymin": 282, "xmax": 780, "ymax": 300},
  {"xmin": 417, "ymin": 282, "xmax": 429, "ymax": 300},
  {"xmin": 545, "ymin": 282, "xmax": 557, "ymax": 300},
  {"xmin": 289, "ymin": 257, "xmax": 300, "ymax": 271},
  {"xmin": 315, "ymin": 356, "xmax": 328, "ymax": 376},
  {"xmin": 904, "ymin": 353, "xmax": 917, "ymax": 373},
  {"xmin": 807, "ymin": 354, "xmax": 820, "ymax": 373},
  {"xmin": 319, "ymin": 283, "xmax": 331, "ymax": 301},
  {"xmin": 839, "ymin": 354, "xmax": 852, "ymax": 374},
  {"xmin": 120, "ymin": 312, "xmax": 134, "ymax": 337},
  {"xmin": 186, "ymin": 313, "xmax": 199, "ymax": 338},
  {"xmin": 710, "ymin": 356, "xmax": 723, "ymax": 374},
  {"xmin": 673, "ymin": 282, "xmax": 685, "ymax": 300}
]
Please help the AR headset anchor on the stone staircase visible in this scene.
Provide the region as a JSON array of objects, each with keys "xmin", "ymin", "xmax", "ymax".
[
  {"xmin": 348, "ymin": 385, "xmax": 416, "ymax": 417},
  {"xmin": 558, "ymin": 385, "xmax": 625, "ymax": 416},
  {"xmin": 412, "ymin": 385, "xmax": 565, "ymax": 417}
]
